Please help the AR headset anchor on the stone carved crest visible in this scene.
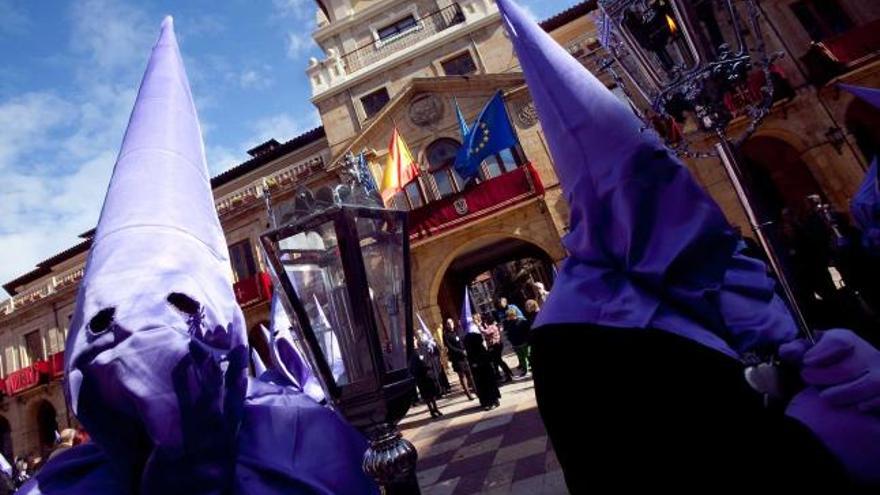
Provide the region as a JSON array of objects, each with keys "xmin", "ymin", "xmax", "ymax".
[
  {"xmin": 516, "ymin": 101, "xmax": 538, "ymax": 129},
  {"xmin": 453, "ymin": 197, "xmax": 469, "ymax": 216},
  {"xmin": 408, "ymin": 93, "xmax": 444, "ymax": 127}
]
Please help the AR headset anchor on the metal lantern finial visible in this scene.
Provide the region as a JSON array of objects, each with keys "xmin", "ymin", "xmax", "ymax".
[{"xmin": 599, "ymin": 0, "xmax": 814, "ymax": 342}]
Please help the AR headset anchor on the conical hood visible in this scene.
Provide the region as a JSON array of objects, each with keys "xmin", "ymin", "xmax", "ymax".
[
  {"xmin": 497, "ymin": 0, "xmax": 797, "ymax": 356},
  {"xmin": 63, "ymin": 17, "xmax": 248, "ymax": 490}
]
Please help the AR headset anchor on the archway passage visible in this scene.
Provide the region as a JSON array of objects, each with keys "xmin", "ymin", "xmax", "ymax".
[
  {"xmin": 0, "ymin": 416, "xmax": 12, "ymax": 462},
  {"xmin": 740, "ymin": 135, "xmax": 824, "ymax": 222},
  {"xmin": 36, "ymin": 400, "xmax": 58, "ymax": 455},
  {"xmin": 436, "ymin": 237, "xmax": 555, "ymax": 325}
]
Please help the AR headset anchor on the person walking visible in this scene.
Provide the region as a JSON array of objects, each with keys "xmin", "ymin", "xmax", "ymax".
[
  {"xmin": 443, "ymin": 318, "xmax": 474, "ymax": 400},
  {"xmin": 409, "ymin": 348, "xmax": 443, "ymax": 418},
  {"xmin": 475, "ymin": 313, "xmax": 513, "ymax": 382},
  {"xmin": 503, "ymin": 308, "xmax": 531, "ymax": 376},
  {"xmin": 463, "ymin": 329, "xmax": 501, "ymax": 411}
]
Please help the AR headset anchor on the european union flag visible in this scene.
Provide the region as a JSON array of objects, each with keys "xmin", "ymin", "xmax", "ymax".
[{"xmin": 454, "ymin": 91, "xmax": 518, "ymax": 181}]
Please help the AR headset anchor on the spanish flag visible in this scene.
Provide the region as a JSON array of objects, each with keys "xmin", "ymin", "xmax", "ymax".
[{"xmin": 381, "ymin": 127, "xmax": 420, "ymax": 204}]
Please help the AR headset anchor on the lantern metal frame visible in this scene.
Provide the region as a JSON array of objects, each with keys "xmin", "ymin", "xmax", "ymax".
[
  {"xmin": 599, "ymin": 0, "xmax": 815, "ymax": 342},
  {"xmin": 260, "ymin": 171, "xmax": 421, "ymax": 492}
]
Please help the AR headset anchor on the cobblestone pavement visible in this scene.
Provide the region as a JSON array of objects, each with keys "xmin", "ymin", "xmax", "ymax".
[{"xmin": 400, "ymin": 363, "xmax": 568, "ymax": 495}]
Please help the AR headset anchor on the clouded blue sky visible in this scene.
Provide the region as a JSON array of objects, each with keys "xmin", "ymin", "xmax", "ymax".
[{"xmin": 0, "ymin": 0, "xmax": 579, "ymax": 293}]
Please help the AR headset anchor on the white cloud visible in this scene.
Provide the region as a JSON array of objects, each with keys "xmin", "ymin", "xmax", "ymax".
[
  {"xmin": 205, "ymin": 111, "xmax": 322, "ymax": 175},
  {"xmin": 69, "ymin": 0, "xmax": 153, "ymax": 75},
  {"xmin": 0, "ymin": 0, "xmax": 152, "ymax": 292},
  {"xmin": 238, "ymin": 68, "xmax": 274, "ymax": 90},
  {"xmin": 272, "ymin": 0, "xmax": 313, "ymax": 20},
  {"xmin": 285, "ymin": 32, "xmax": 315, "ymax": 59},
  {"xmin": 250, "ymin": 111, "xmax": 320, "ymax": 145},
  {"xmin": 206, "ymin": 145, "xmax": 242, "ymax": 175}
]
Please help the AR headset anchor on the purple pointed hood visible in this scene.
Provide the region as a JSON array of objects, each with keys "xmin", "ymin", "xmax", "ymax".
[
  {"xmin": 497, "ymin": 0, "xmax": 797, "ymax": 358},
  {"xmin": 460, "ymin": 289, "xmax": 481, "ymax": 335},
  {"xmin": 839, "ymin": 83, "xmax": 880, "ymax": 110},
  {"xmin": 63, "ymin": 16, "xmax": 248, "ymax": 491}
]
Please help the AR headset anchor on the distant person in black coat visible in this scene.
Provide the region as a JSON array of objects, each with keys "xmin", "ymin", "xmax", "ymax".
[
  {"xmin": 503, "ymin": 309, "xmax": 531, "ymax": 376},
  {"xmin": 443, "ymin": 318, "xmax": 474, "ymax": 400},
  {"xmin": 463, "ymin": 330, "xmax": 501, "ymax": 410}
]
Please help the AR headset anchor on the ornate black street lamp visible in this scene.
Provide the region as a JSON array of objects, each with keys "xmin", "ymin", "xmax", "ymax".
[
  {"xmin": 599, "ymin": 0, "xmax": 815, "ymax": 341},
  {"xmin": 260, "ymin": 161, "xmax": 421, "ymax": 493}
]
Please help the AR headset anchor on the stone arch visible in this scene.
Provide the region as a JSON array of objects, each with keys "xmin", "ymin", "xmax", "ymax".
[
  {"xmin": 31, "ymin": 399, "xmax": 58, "ymax": 457},
  {"xmin": 425, "ymin": 230, "xmax": 562, "ymax": 306},
  {"xmin": 740, "ymin": 133, "xmax": 825, "ymax": 220},
  {"xmin": 422, "ymin": 231, "xmax": 558, "ymax": 332},
  {"xmin": 0, "ymin": 416, "xmax": 12, "ymax": 462}
]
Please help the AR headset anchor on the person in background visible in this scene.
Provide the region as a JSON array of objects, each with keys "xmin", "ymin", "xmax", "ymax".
[
  {"xmin": 474, "ymin": 314, "xmax": 513, "ymax": 382},
  {"xmin": 503, "ymin": 308, "xmax": 531, "ymax": 376},
  {"xmin": 47, "ymin": 429, "xmax": 76, "ymax": 461},
  {"xmin": 443, "ymin": 318, "xmax": 474, "ymax": 400},
  {"xmin": 409, "ymin": 344, "xmax": 443, "ymax": 419},
  {"xmin": 463, "ymin": 327, "xmax": 501, "ymax": 411},
  {"xmin": 72, "ymin": 428, "xmax": 89, "ymax": 447},
  {"xmin": 532, "ymin": 282, "xmax": 549, "ymax": 304},
  {"xmin": 524, "ymin": 299, "xmax": 540, "ymax": 327},
  {"xmin": 494, "ymin": 297, "xmax": 523, "ymax": 324}
]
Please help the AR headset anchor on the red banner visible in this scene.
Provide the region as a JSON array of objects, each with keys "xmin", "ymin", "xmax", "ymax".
[
  {"xmin": 822, "ymin": 19, "xmax": 880, "ymax": 65},
  {"xmin": 49, "ymin": 352, "xmax": 65, "ymax": 378},
  {"xmin": 409, "ymin": 163, "xmax": 542, "ymax": 241},
  {"xmin": 233, "ymin": 272, "xmax": 273, "ymax": 308},
  {"xmin": 6, "ymin": 366, "xmax": 41, "ymax": 395}
]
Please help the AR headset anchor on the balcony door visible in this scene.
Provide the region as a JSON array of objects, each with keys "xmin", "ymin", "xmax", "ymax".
[{"xmin": 229, "ymin": 239, "xmax": 257, "ymax": 283}]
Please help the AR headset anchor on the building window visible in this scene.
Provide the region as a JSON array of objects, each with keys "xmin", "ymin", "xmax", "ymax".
[
  {"xmin": 790, "ymin": 0, "xmax": 852, "ymax": 42},
  {"xmin": 404, "ymin": 181, "xmax": 425, "ymax": 209},
  {"xmin": 23, "ymin": 330, "xmax": 43, "ymax": 365},
  {"xmin": 481, "ymin": 146, "xmax": 526, "ymax": 180},
  {"xmin": 361, "ymin": 87, "xmax": 390, "ymax": 119},
  {"xmin": 229, "ymin": 239, "xmax": 257, "ymax": 283},
  {"xmin": 426, "ymin": 138, "xmax": 464, "ymax": 199},
  {"xmin": 4, "ymin": 348, "xmax": 15, "ymax": 375},
  {"xmin": 441, "ymin": 51, "xmax": 477, "ymax": 76},
  {"xmin": 377, "ymin": 15, "xmax": 419, "ymax": 43}
]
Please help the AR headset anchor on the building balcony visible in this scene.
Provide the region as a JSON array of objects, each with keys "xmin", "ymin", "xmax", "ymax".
[
  {"xmin": 408, "ymin": 163, "xmax": 544, "ymax": 242},
  {"xmin": 233, "ymin": 271, "xmax": 273, "ymax": 308},
  {"xmin": 340, "ymin": 3, "xmax": 464, "ymax": 74},
  {"xmin": 5, "ymin": 361, "xmax": 49, "ymax": 396},
  {"xmin": 801, "ymin": 19, "xmax": 880, "ymax": 86},
  {"xmin": 214, "ymin": 155, "xmax": 324, "ymax": 220},
  {"xmin": 307, "ymin": 0, "xmax": 497, "ymax": 97}
]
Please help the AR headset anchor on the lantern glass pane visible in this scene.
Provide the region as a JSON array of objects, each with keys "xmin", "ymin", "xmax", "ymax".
[
  {"xmin": 684, "ymin": 0, "xmax": 745, "ymax": 59},
  {"xmin": 278, "ymin": 221, "xmax": 376, "ymax": 386},
  {"xmin": 620, "ymin": 0, "xmax": 696, "ymax": 81},
  {"xmin": 356, "ymin": 215, "xmax": 408, "ymax": 373}
]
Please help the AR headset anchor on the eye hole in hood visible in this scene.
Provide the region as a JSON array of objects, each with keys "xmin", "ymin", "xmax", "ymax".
[
  {"xmin": 167, "ymin": 292, "xmax": 201, "ymax": 316},
  {"xmin": 88, "ymin": 308, "xmax": 116, "ymax": 335}
]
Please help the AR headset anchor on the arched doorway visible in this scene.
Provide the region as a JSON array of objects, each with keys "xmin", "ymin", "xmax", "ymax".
[
  {"xmin": 844, "ymin": 97, "xmax": 880, "ymax": 162},
  {"xmin": 0, "ymin": 416, "xmax": 12, "ymax": 461},
  {"xmin": 435, "ymin": 236, "xmax": 555, "ymax": 325},
  {"xmin": 35, "ymin": 400, "xmax": 58, "ymax": 455},
  {"xmin": 740, "ymin": 135, "xmax": 824, "ymax": 221}
]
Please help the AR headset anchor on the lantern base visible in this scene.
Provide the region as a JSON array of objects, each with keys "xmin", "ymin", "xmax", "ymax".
[{"xmin": 362, "ymin": 422, "xmax": 420, "ymax": 494}]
